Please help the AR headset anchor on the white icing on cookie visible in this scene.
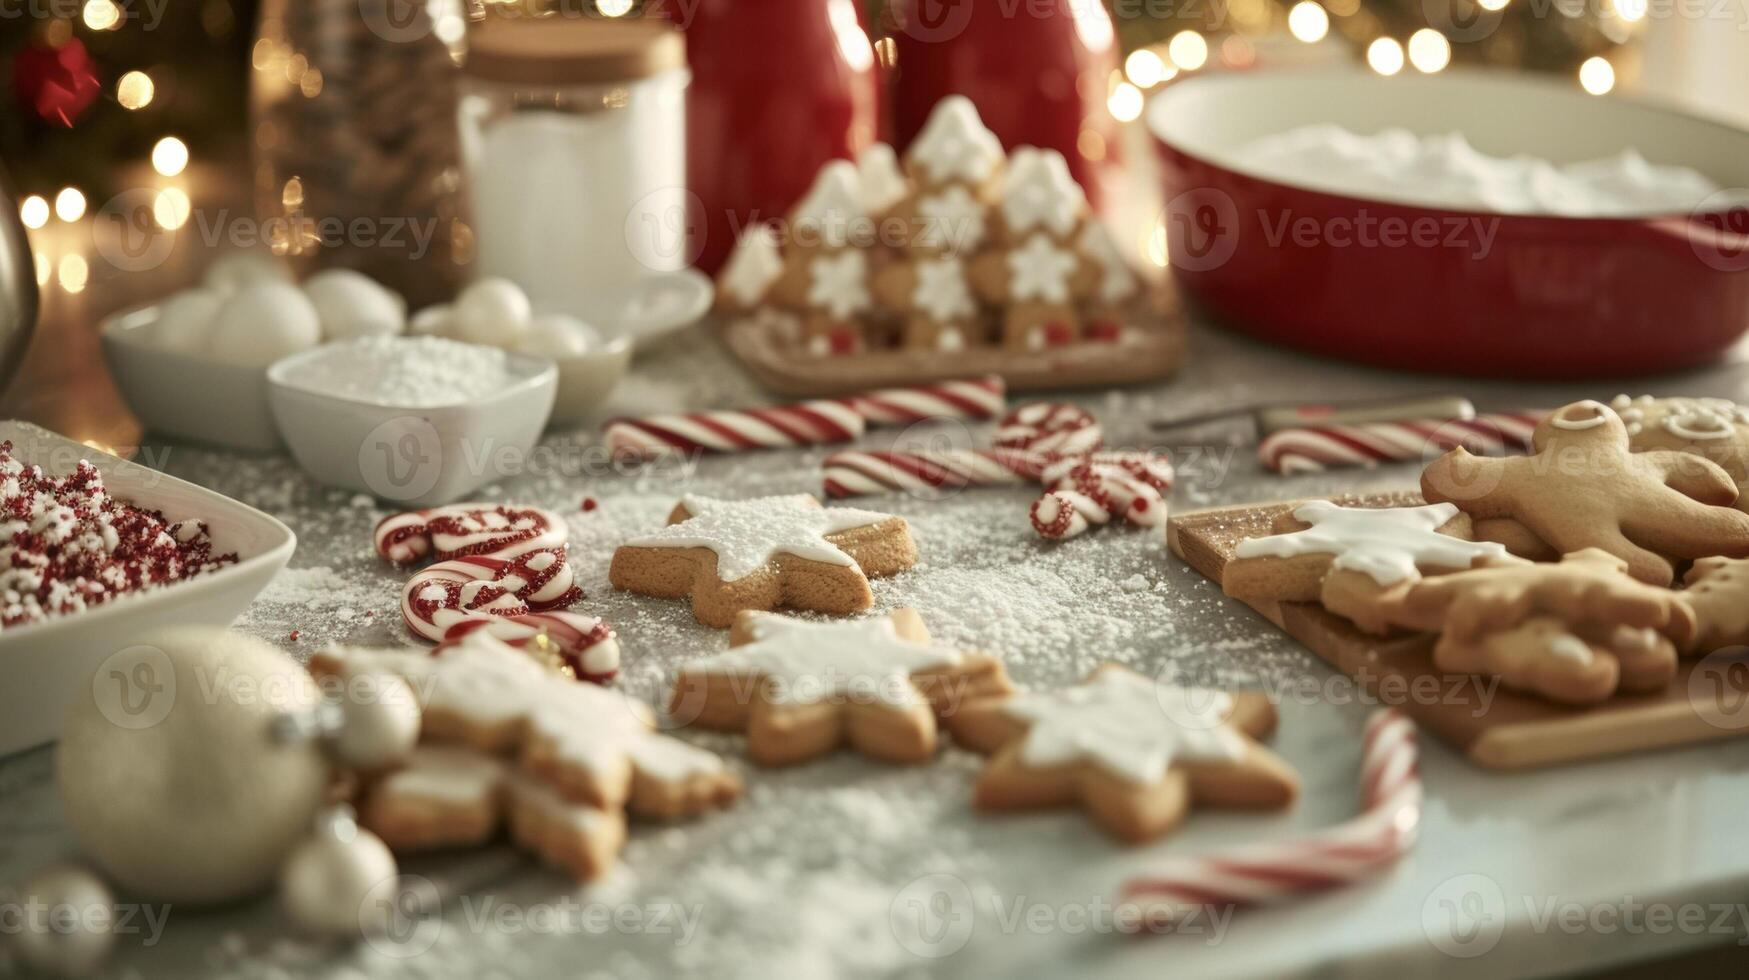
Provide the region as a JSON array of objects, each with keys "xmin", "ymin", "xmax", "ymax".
[
  {"xmin": 791, "ymin": 160, "xmax": 866, "ymax": 249},
  {"xmin": 856, "ymin": 142, "xmax": 908, "ymax": 212},
  {"xmin": 719, "ymin": 225, "xmax": 785, "ymax": 306},
  {"xmin": 380, "ymin": 745, "xmax": 508, "ymax": 803},
  {"xmin": 692, "ymin": 613, "xmax": 962, "ymax": 706},
  {"xmin": 1001, "ymin": 670, "xmax": 1243, "ymax": 785},
  {"xmin": 912, "ymin": 255, "xmax": 975, "ymax": 322},
  {"xmin": 626, "ymin": 494, "xmax": 895, "ymax": 581},
  {"xmin": 917, "ymin": 185, "xmax": 987, "ymax": 252},
  {"xmin": 1077, "ymin": 222, "xmax": 1138, "ymax": 304},
  {"xmin": 1664, "ymin": 404, "xmax": 1739, "ymax": 441},
  {"xmin": 1234, "ymin": 500, "xmax": 1506, "ymax": 586},
  {"xmin": 936, "ymin": 326, "xmax": 965, "ymax": 352},
  {"xmin": 1002, "ymin": 147, "xmax": 1085, "ymax": 238},
  {"xmin": 807, "ymin": 250, "xmax": 871, "ymax": 319},
  {"xmin": 1006, "ymin": 233, "xmax": 1078, "ymax": 304},
  {"xmin": 907, "ymin": 95, "xmax": 1005, "ymax": 186},
  {"xmin": 1550, "ymin": 400, "xmax": 1612, "ymax": 430}
]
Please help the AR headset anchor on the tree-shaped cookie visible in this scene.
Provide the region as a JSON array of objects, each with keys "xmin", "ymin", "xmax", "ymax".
[
  {"xmin": 312, "ymin": 633, "xmax": 741, "ymax": 879},
  {"xmin": 969, "ymin": 148, "xmax": 1091, "ymax": 350},
  {"xmin": 871, "ymin": 252, "xmax": 985, "ymax": 352},
  {"xmin": 1221, "ymin": 500, "xmax": 1512, "ymax": 634},
  {"xmin": 946, "ymin": 666, "xmax": 1297, "ymax": 843},
  {"xmin": 766, "ymin": 160, "xmax": 875, "ymax": 356},
  {"xmin": 670, "ymin": 609, "xmax": 1012, "ymax": 766},
  {"xmin": 716, "ymin": 223, "xmax": 785, "ymax": 315},
  {"xmin": 1398, "ymin": 549, "xmax": 1696, "ymax": 703},
  {"xmin": 1421, "ymin": 399, "xmax": 1749, "ymax": 585},
  {"xmin": 608, "ymin": 494, "xmax": 918, "ymax": 628},
  {"xmin": 886, "ymin": 95, "xmax": 1005, "ymax": 257},
  {"xmin": 1074, "ymin": 222, "xmax": 1141, "ymax": 343}
]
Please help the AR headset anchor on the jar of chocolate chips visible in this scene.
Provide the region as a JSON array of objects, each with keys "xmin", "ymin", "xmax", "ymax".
[{"xmin": 249, "ymin": 0, "xmax": 471, "ymax": 308}]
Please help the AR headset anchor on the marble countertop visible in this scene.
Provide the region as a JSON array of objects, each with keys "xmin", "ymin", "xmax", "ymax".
[{"xmin": 4, "ymin": 321, "xmax": 1749, "ymax": 980}]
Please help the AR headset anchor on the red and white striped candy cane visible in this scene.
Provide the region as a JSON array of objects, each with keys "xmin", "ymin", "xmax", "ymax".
[
  {"xmin": 374, "ymin": 503, "xmax": 568, "ymax": 564},
  {"xmin": 401, "ymin": 552, "xmax": 583, "ymax": 643},
  {"xmin": 837, "ymin": 376, "xmax": 1006, "ymax": 426},
  {"xmin": 995, "ymin": 403, "xmax": 1105, "ymax": 458},
  {"xmin": 603, "ymin": 400, "xmax": 867, "ymax": 460},
  {"xmin": 1118, "ymin": 709, "xmax": 1422, "ymax": 930},
  {"xmin": 1258, "ymin": 413, "xmax": 1543, "ymax": 475},
  {"xmin": 438, "ymin": 611, "xmax": 620, "ymax": 684},
  {"xmin": 1056, "ymin": 460, "xmax": 1170, "ymax": 529},
  {"xmin": 1030, "ymin": 490, "xmax": 1111, "ymax": 540},
  {"xmin": 822, "ymin": 448, "xmax": 1047, "ymax": 498}
]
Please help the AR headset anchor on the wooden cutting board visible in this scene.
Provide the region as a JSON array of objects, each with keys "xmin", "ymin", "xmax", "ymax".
[{"xmin": 1169, "ymin": 492, "xmax": 1749, "ymax": 769}]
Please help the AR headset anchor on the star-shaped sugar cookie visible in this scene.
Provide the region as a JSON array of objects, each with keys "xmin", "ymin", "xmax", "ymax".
[
  {"xmin": 1222, "ymin": 500, "xmax": 1513, "ymax": 634},
  {"xmin": 312, "ymin": 633, "xmax": 741, "ymax": 879},
  {"xmin": 1422, "ymin": 399, "xmax": 1749, "ymax": 585},
  {"xmin": 670, "ymin": 609, "xmax": 1012, "ymax": 766},
  {"xmin": 609, "ymin": 494, "xmax": 918, "ymax": 628},
  {"xmin": 947, "ymin": 666, "xmax": 1297, "ymax": 843}
]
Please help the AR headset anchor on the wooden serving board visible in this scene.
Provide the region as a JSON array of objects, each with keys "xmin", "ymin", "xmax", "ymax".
[
  {"xmin": 721, "ymin": 285, "xmax": 1186, "ymax": 398},
  {"xmin": 1169, "ymin": 492, "xmax": 1749, "ymax": 770}
]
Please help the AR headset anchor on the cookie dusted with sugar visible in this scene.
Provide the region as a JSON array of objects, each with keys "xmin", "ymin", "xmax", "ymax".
[
  {"xmin": 311, "ymin": 633, "xmax": 740, "ymax": 880},
  {"xmin": 670, "ymin": 609, "xmax": 1012, "ymax": 766},
  {"xmin": 1222, "ymin": 499, "xmax": 1513, "ymax": 634},
  {"xmin": 947, "ymin": 666, "xmax": 1297, "ymax": 843},
  {"xmin": 1422, "ymin": 399, "xmax": 1749, "ymax": 585},
  {"xmin": 608, "ymin": 494, "xmax": 918, "ymax": 628}
]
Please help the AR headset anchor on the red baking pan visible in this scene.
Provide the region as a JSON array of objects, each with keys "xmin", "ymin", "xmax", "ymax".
[{"xmin": 1146, "ymin": 70, "xmax": 1749, "ymax": 379}]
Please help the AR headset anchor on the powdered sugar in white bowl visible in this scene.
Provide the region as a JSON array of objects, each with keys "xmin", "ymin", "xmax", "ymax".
[{"xmin": 271, "ymin": 335, "xmax": 519, "ymax": 408}]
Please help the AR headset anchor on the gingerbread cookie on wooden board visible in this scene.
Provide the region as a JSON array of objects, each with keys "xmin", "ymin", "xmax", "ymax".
[
  {"xmin": 609, "ymin": 494, "xmax": 917, "ymax": 628},
  {"xmin": 670, "ymin": 609, "xmax": 1011, "ymax": 766},
  {"xmin": 947, "ymin": 665, "xmax": 1296, "ymax": 843},
  {"xmin": 312, "ymin": 634, "xmax": 740, "ymax": 879},
  {"xmin": 1422, "ymin": 399, "xmax": 1749, "ymax": 585},
  {"xmin": 1170, "ymin": 493, "xmax": 1749, "ymax": 769}
]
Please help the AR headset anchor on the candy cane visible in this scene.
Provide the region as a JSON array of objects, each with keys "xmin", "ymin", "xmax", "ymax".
[
  {"xmin": 374, "ymin": 504, "xmax": 568, "ymax": 564},
  {"xmin": 837, "ymin": 376, "xmax": 1006, "ymax": 426},
  {"xmin": 822, "ymin": 448, "xmax": 1046, "ymax": 498},
  {"xmin": 1258, "ymin": 413, "xmax": 1543, "ymax": 475},
  {"xmin": 438, "ymin": 611, "xmax": 620, "ymax": 684},
  {"xmin": 1118, "ymin": 709, "xmax": 1421, "ymax": 930},
  {"xmin": 995, "ymin": 403, "xmax": 1104, "ymax": 457},
  {"xmin": 401, "ymin": 553, "xmax": 583, "ymax": 643},
  {"xmin": 1030, "ymin": 491, "xmax": 1110, "ymax": 540},
  {"xmin": 604, "ymin": 400, "xmax": 867, "ymax": 460}
]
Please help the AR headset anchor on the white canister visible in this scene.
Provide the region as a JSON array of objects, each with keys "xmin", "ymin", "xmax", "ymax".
[{"xmin": 459, "ymin": 18, "xmax": 688, "ymax": 327}]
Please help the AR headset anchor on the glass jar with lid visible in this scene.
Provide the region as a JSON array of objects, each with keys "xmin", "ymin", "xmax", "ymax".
[{"xmin": 457, "ymin": 17, "xmax": 689, "ymax": 326}]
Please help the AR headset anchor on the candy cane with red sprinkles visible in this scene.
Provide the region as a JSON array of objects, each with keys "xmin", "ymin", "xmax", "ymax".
[{"xmin": 438, "ymin": 611, "xmax": 620, "ymax": 684}]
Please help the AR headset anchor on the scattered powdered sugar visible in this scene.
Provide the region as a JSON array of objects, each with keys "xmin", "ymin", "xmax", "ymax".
[{"xmin": 274, "ymin": 335, "xmax": 519, "ymax": 407}]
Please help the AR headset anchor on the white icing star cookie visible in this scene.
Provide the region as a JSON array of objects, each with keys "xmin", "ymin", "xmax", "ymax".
[{"xmin": 1235, "ymin": 500, "xmax": 1506, "ymax": 586}]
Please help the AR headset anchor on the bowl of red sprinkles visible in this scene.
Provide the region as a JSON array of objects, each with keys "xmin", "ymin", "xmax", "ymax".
[{"xmin": 0, "ymin": 420, "xmax": 295, "ymax": 753}]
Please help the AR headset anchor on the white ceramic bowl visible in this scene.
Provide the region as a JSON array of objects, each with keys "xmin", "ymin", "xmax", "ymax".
[
  {"xmin": 549, "ymin": 336, "xmax": 634, "ymax": 427},
  {"xmin": 0, "ymin": 420, "xmax": 295, "ymax": 754},
  {"xmin": 100, "ymin": 304, "xmax": 283, "ymax": 452},
  {"xmin": 265, "ymin": 345, "xmax": 558, "ymax": 507}
]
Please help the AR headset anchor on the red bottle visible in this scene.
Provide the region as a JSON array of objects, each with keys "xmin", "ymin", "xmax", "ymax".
[
  {"xmin": 681, "ymin": 0, "xmax": 880, "ymax": 274},
  {"xmin": 888, "ymin": 0, "xmax": 1122, "ymax": 210}
]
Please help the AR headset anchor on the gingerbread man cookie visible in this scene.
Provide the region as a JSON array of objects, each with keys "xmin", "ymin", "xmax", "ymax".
[
  {"xmin": 947, "ymin": 666, "xmax": 1297, "ymax": 843},
  {"xmin": 1677, "ymin": 556, "xmax": 1749, "ymax": 655},
  {"xmin": 1422, "ymin": 399, "xmax": 1749, "ymax": 585},
  {"xmin": 312, "ymin": 633, "xmax": 741, "ymax": 880},
  {"xmin": 1222, "ymin": 500, "xmax": 1511, "ymax": 634},
  {"xmin": 1398, "ymin": 549, "xmax": 1695, "ymax": 703},
  {"xmin": 1613, "ymin": 394, "xmax": 1749, "ymax": 513},
  {"xmin": 670, "ymin": 609, "xmax": 1011, "ymax": 766},
  {"xmin": 608, "ymin": 494, "xmax": 918, "ymax": 628}
]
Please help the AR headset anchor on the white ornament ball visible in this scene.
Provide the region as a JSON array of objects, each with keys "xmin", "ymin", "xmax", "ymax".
[
  {"xmin": 57, "ymin": 627, "xmax": 332, "ymax": 906},
  {"xmin": 202, "ymin": 252, "xmax": 292, "ymax": 295},
  {"xmin": 10, "ymin": 865, "xmax": 117, "ymax": 977},
  {"xmin": 280, "ymin": 815, "xmax": 399, "ymax": 937},
  {"xmin": 407, "ymin": 303, "xmax": 453, "ymax": 337},
  {"xmin": 147, "ymin": 288, "xmax": 224, "ymax": 353},
  {"xmin": 451, "ymin": 277, "xmax": 531, "ymax": 348},
  {"xmin": 329, "ymin": 673, "xmax": 422, "ymax": 771},
  {"xmin": 516, "ymin": 313, "xmax": 598, "ymax": 360},
  {"xmin": 303, "ymin": 269, "xmax": 407, "ymax": 341},
  {"xmin": 206, "ymin": 281, "xmax": 322, "ymax": 368}
]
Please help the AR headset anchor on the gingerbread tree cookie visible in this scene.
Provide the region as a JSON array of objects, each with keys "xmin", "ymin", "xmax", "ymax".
[
  {"xmin": 946, "ymin": 666, "xmax": 1297, "ymax": 843},
  {"xmin": 1074, "ymin": 222, "xmax": 1141, "ymax": 343},
  {"xmin": 311, "ymin": 633, "xmax": 741, "ymax": 880},
  {"xmin": 608, "ymin": 494, "xmax": 918, "ymax": 628},
  {"xmin": 716, "ymin": 223, "xmax": 785, "ymax": 314},
  {"xmin": 1398, "ymin": 549, "xmax": 1695, "ymax": 703},
  {"xmin": 969, "ymin": 148, "xmax": 1091, "ymax": 350},
  {"xmin": 670, "ymin": 609, "xmax": 1012, "ymax": 766},
  {"xmin": 767, "ymin": 161, "xmax": 875, "ymax": 356},
  {"xmin": 871, "ymin": 251, "xmax": 985, "ymax": 352},
  {"xmin": 1222, "ymin": 500, "xmax": 1512, "ymax": 635},
  {"xmin": 886, "ymin": 95, "xmax": 1005, "ymax": 257},
  {"xmin": 1421, "ymin": 399, "xmax": 1749, "ymax": 585},
  {"xmin": 1677, "ymin": 556, "xmax": 1749, "ymax": 655}
]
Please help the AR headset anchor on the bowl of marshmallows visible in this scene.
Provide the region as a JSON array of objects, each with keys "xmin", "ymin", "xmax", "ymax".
[{"xmin": 101, "ymin": 256, "xmax": 629, "ymax": 451}]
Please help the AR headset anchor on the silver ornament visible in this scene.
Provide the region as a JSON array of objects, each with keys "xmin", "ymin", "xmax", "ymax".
[
  {"xmin": 10, "ymin": 865, "xmax": 117, "ymax": 977},
  {"xmin": 280, "ymin": 808, "xmax": 400, "ymax": 937}
]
